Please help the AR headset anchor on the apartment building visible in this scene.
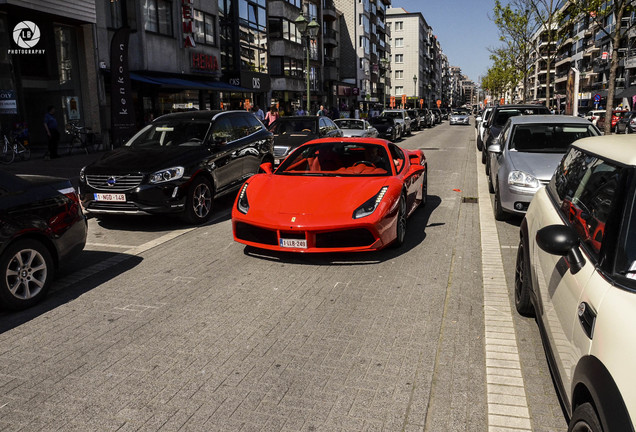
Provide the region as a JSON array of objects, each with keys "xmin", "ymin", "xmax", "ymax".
[{"xmin": 335, "ymin": 0, "xmax": 391, "ymax": 114}]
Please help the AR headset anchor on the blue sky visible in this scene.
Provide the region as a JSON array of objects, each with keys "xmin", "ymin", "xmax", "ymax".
[{"xmin": 391, "ymin": 0, "xmax": 502, "ymax": 85}]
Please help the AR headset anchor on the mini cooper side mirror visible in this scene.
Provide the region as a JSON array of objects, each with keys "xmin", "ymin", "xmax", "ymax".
[{"xmin": 536, "ymin": 225, "xmax": 586, "ymax": 273}]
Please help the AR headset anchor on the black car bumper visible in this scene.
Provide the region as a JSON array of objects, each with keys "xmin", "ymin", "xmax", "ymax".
[{"xmin": 79, "ymin": 181, "xmax": 189, "ymax": 216}]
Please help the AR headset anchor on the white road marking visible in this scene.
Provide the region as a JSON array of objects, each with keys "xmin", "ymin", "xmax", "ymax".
[{"xmin": 477, "ymin": 152, "xmax": 532, "ymax": 432}]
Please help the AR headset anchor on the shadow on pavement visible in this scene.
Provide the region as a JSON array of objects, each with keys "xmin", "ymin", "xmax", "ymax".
[
  {"xmin": 242, "ymin": 194, "xmax": 443, "ymax": 266},
  {"xmin": 90, "ymin": 193, "xmax": 236, "ymax": 231},
  {"xmin": 0, "ymin": 252, "xmax": 143, "ymax": 334}
]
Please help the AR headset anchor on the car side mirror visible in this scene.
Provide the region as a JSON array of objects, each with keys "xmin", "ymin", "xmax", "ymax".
[
  {"xmin": 536, "ymin": 225, "xmax": 586, "ymax": 273},
  {"xmin": 487, "ymin": 143, "xmax": 502, "ymax": 154},
  {"xmin": 259, "ymin": 162, "xmax": 273, "ymax": 174}
]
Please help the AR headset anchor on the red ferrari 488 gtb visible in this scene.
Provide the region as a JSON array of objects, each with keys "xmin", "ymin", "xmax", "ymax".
[{"xmin": 232, "ymin": 138, "xmax": 427, "ymax": 252}]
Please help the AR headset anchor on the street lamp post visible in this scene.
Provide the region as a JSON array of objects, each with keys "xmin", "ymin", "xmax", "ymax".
[
  {"xmin": 380, "ymin": 57, "xmax": 389, "ymax": 110},
  {"xmin": 295, "ymin": 14, "xmax": 320, "ymax": 114},
  {"xmin": 413, "ymin": 75, "xmax": 418, "ymax": 109}
]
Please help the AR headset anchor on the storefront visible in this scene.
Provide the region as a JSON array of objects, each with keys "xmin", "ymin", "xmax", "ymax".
[{"xmin": 0, "ymin": 2, "xmax": 97, "ymax": 146}]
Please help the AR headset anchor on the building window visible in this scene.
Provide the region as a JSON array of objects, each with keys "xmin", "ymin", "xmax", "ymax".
[
  {"xmin": 359, "ymin": 14, "xmax": 370, "ymax": 34},
  {"xmin": 395, "ymin": 54, "xmax": 404, "ymax": 63},
  {"xmin": 145, "ymin": 0, "xmax": 172, "ymax": 36},
  {"xmin": 395, "ymin": 21, "xmax": 403, "ymax": 31},
  {"xmin": 284, "ymin": 0, "xmax": 301, "ymax": 7},
  {"xmin": 395, "ymin": 70, "xmax": 403, "ymax": 79},
  {"xmin": 395, "ymin": 86, "xmax": 403, "ymax": 94},
  {"xmin": 194, "ymin": 10, "xmax": 216, "ymax": 45},
  {"xmin": 359, "ymin": 36, "xmax": 370, "ymax": 55},
  {"xmin": 269, "ymin": 18, "xmax": 301, "ymax": 44},
  {"xmin": 395, "ymin": 38, "xmax": 404, "ymax": 47}
]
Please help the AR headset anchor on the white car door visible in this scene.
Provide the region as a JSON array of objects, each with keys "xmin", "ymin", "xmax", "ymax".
[{"xmin": 530, "ymin": 149, "xmax": 622, "ymax": 388}]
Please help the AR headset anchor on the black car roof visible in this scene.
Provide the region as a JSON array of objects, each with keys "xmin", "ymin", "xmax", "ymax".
[{"xmin": 154, "ymin": 110, "xmax": 226, "ymax": 121}]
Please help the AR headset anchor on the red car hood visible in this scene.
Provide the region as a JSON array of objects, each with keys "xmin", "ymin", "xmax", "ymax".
[{"xmin": 244, "ymin": 174, "xmax": 390, "ymax": 224}]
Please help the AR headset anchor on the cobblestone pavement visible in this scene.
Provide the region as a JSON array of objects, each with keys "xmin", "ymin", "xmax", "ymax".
[{"xmin": 0, "ymin": 123, "xmax": 564, "ymax": 431}]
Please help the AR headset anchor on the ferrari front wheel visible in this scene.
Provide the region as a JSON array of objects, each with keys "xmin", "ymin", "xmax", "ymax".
[
  {"xmin": 421, "ymin": 172, "xmax": 428, "ymax": 207},
  {"xmin": 392, "ymin": 194, "xmax": 407, "ymax": 248}
]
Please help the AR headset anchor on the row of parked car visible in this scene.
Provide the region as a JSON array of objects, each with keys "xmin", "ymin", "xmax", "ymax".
[
  {"xmin": 477, "ymin": 103, "xmax": 636, "ymax": 431},
  {"xmin": 584, "ymin": 109, "xmax": 636, "ymax": 133}
]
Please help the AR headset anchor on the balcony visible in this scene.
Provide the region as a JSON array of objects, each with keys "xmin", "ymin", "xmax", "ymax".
[
  {"xmin": 322, "ymin": 0, "xmax": 337, "ymax": 21},
  {"xmin": 323, "ymin": 28, "xmax": 337, "ymax": 47}
]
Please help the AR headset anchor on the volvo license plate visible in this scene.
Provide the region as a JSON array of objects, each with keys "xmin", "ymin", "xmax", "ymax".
[{"xmin": 94, "ymin": 193, "xmax": 126, "ymax": 202}]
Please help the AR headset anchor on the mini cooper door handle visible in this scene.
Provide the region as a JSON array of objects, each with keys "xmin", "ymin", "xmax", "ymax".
[{"xmin": 578, "ymin": 302, "xmax": 596, "ymax": 339}]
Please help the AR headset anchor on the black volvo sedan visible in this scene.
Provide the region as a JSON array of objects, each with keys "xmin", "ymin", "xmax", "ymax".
[{"xmin": 79, "ymin": 111, "xmax": 274, "ymax": 224}]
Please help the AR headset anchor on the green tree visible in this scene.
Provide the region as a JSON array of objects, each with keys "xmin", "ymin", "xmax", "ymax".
[
  {"xmin": 572, "ymin": 0, "xmax": 636, "ymax": 134},
  {"xmin": 493, "ymin": 0, "xmax": 536, "ymax": 102}
]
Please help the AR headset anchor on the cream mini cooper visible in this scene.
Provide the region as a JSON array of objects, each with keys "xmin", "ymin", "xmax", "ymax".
[{"xmin": 515, "ymin": 135, "xmax": 636, "ymax": 431}]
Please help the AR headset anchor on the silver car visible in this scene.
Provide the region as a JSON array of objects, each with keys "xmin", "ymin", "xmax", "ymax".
[
  {"xmin": 334, "ymin": 119, "xmax": 378, "ymax": 138},
  {"xmin": 487, "ymin": 115, "xmax": 600, "ymax": 220},
  {"xmin": 449, "ymin": 110, "xmax": 470, "ymax": 125}
]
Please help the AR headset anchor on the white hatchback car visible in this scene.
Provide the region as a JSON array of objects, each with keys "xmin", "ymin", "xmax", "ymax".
[{"xmin": 516, "ymin": 135, "xmax": 636, "ymax": 431}]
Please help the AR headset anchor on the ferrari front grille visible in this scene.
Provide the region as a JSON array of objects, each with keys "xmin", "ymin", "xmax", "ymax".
[
  {"xmin": 315, "ymin": 229, "xmax": 375, "ymax": 248},
  {"xmin": 235, "ymin": 222, "xmax": 278, "ymax": 245},
  {"xmin": 86, "ymin": 174, "xmax": 144, "ymax": 191}
]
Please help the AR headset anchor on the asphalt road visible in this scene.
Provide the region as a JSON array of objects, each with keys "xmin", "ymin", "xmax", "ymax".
[{"xmin": 0, "ymin": 122, "xmax": 566, "ymax": 431}]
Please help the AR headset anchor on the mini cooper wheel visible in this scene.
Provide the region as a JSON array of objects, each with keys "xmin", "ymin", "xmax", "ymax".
[
  {"xmin": 481, "ymin": 146, "xmax": 487, "ymax": 164},
  {"xmin": 0, "ymin": 239, "xmax": 54, "ymax": 310},
  {"xmin": 568, "ymin": 403, "xmax": 603, "ymax": 432},
  {"xmin": 514, "ymin": 238, "xmax": 534, "ymax": 316},
  {"xmin": 392, "ymin": 194, "xmax": 407, "ymax": 248},
  {"xmin": 476, "ymin": 133, "xmax": 483, "ymax": 151},
  {"xmin": 182, "ymin": 177, "xmax": 213, "ymax": 224}
]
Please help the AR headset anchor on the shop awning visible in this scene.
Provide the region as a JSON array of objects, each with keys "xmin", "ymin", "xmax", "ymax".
[
  {"xmin": 616, "ymin": 86, "xmax": 636, "ymax": 99},
  {"xmin": 129, "ymin": 73, "xmax": 250, "ymax": 92}
]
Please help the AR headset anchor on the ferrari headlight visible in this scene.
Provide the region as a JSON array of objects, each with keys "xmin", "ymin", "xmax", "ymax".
[
  {"xmin": 149, "ymin": 166, "xmax": 184, "ymax": 184},
  {"xmin": 508, "ymin": 170, "xmax": 539, "ymax": 188},
  {"xmin": 237, "ymin": 182, "xmax": 249, "ymax": 214},
  {"xmin": 353, "ymin": 186, "xmax": 388, "ymax": 219}
]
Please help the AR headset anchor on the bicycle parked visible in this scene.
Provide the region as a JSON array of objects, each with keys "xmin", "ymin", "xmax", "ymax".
[
  {"xmin": 1, "ymin": 126, "xmax": 31, "ymax": 164},
  {"xmin": 65, "ymin": 121, "xmax": 94, "ymax": 155}
]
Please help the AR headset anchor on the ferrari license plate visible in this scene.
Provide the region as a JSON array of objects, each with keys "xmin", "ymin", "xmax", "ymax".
[
  {"xmin": 280, "ymin": 238, "xmax": 307, "ymax": 249},
  {"xmin": 94, "ymin": 193, "xmax": 126, "ymax": 202}
]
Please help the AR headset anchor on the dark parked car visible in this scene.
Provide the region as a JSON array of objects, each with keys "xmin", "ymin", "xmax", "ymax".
[
  {"xmin": 430, "ymin": 108, "xmax": 442, "ymax": 124},
  {"xmin": 417, "ymin": 108, "xmax": 433, "ymax": 128},
  {"xmin": 406, "ymin": 109, "xmax": 422, "ymax": 130},
  {"xmin": 269, "ymin": 115, "xmax": 342, "ymax": 164},
  {"xmin": 481, "ymin": 104, "xmax": 551, "ymax": 165},
  {"xmin": 0, "ymin": 171, "xmax": 87, "ymax": 310},
  {"xmin": 368, "ymin": 116, "xmax": 400, "ymax": 141},
  {"xmin": 616, "ymin": 111, "xmax": 636, "ymax": 134},
  {"xmin": 79, "ymin": 110, "xmax": 274, "ymax": 224}
]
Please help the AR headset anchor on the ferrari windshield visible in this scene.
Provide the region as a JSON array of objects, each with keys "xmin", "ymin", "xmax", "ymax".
[
  {"xmin": 277, "ymin": 142, "xmax": 393, "ymax": 176},
  {"xmin": 125, "ymin": 120, "xmax": 210, "ymax": 147}
]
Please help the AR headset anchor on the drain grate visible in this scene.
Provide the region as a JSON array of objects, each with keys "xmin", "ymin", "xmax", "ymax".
[
  {"xmin": 462, "ymin": 197, "xmax": 478, "ymax": 204},
  {"xmin": 420, "ymin": 147, "xmax": 440, "ymax": 150}
]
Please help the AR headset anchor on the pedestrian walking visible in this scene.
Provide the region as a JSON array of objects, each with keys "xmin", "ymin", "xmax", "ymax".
[
  {"xmin": 264, "ymin": 106, "xmax": 279, "ymax": 127},
  {"xmin": 296, "ymin": 106, "xmax": 306, "ymax": 116},
  {"xmin": 317, "ymin": 105, "xmax": 325, "ymax": 116},
  {"xmin": 253, "ymin": 105, "xmax": 264, "ymax": 122},
  {"xmin": 43, "ymin": 105, "xmax": 59, "ymax": 159}
]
